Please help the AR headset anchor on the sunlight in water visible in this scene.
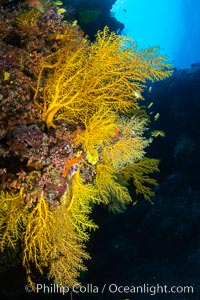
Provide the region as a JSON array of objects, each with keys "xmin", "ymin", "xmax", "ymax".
[{"xmin": 111, "ymin": 0, "xmax": 200, "ymax": 69}]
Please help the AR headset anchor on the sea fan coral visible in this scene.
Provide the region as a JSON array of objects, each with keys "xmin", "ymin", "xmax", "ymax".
[
  {"xmin": 22, "ymin": 191, "xmax": 54, "ymax": 277},
  {"xmin": 49, "ymin": 169, "xmax": 100, "ymax": 286},
  {"xmin": 119, "ymin": 158, "xmax": 160, "ymax": 201},
  {"xmin": 0, "ymin": 189, "xmax": 27, "ymax": 252},
  {"xmin": 102, "ymin": 116, "xmax": 150, "ymax": 171},
  {"xmin": 74, "ymin": 108, "xmax": 118, "ymax": 164},
  {"xmin": 34, "ymin": 26, "xmax": 172, "ymax": 128}
]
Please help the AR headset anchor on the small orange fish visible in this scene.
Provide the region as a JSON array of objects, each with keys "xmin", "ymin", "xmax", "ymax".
[
  {"xmin": 62, "ymin": 156, "xmax": 82, "ymax": 178},
  {"xmin": 79, "ymin": 29, "xmax": 85, "ymax": 37},
  {"xmin": 113, "ymin": 128, "xmax": 120, "ymax": 139}
]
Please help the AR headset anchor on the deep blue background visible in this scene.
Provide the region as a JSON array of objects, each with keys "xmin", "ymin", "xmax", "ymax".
[{"xmin": 112, "ymin": 0, "xmax": 200, "ymax": 69}]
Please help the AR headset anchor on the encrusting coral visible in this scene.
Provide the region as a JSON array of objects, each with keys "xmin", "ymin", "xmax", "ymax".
[{"xmin": 0, "ymin": 2, "xmax": 173, "ymax": 288}]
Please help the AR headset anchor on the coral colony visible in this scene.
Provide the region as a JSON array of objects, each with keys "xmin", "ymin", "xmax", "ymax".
[{"xmin": 0, "ymin": 0, "xmax": 172, "ymax": 288}]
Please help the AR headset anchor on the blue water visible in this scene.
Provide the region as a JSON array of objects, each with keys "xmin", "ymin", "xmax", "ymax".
[{"xmin": 112, "ymin": 0, "xmax": 200, "ymax": 69}]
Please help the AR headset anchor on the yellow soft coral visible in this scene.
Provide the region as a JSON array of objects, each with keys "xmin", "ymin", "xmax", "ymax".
[
  {"xmin": 34, "ymin": 26, "xmax": 172, "ymax": 128},
  {"xmin": 74, "ymin": 108, "xmax": 118, "ymax": 164},
  {"xmin": 49, "ymin": 170, "xmax": 100, "ymax": 286},
  {"xmin": 95, "ymin": 163, "xmax": 132, "ymax": 211},
  {"xmin": 119, "ymin": 158, "xmax": 160, "ymax": 202},
  {"xmin": 22, "ymin": 173, "xmax": 100, "ymax": 286},
  {"xmin": 22, "ymin": 191, "xmax": 55, "ymax": 279},
  {"xmin": 48, "ymin": 203, "xmax": 90, "ymax": 287},
  {"xmin": 0, "ymin": 180, "xmax": 99, "ymax": 288},
  {"xmin": 102, "ymin": 116, "xmax": 150, "ymax": 171},
  {"xmin": 0, "ymin": 188, "xmax": 27, "ymax": 252}
]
